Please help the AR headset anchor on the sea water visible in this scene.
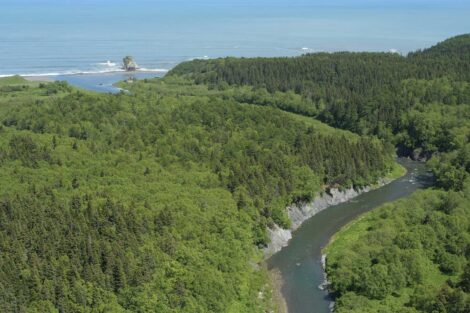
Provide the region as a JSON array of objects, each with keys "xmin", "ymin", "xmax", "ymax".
[{"xmin": 2, "ymin": 0, "xmax": 470, "ymax": 78}]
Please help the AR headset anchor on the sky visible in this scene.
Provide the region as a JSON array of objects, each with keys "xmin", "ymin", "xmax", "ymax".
[{"xmin": 2, "ymin": 0, "xmax": 469, "ymax": 5}]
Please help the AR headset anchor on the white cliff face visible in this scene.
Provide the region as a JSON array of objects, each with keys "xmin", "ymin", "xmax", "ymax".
[
  {"xmin": 287, "ymin": 187, "xmax": 369, "ymax": 231},
  {"xmin": 264, "ymin": 224, "xmax": 293, "ymax": 257},
  {"xmin": 264, "ymin": 179, "xmax": 391, "ymax": 258}
]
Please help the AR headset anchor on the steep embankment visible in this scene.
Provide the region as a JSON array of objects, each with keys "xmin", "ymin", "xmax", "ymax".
[
  {"xmin": 265, "ymin": 175, "xmax": 402, "ymax": 257},
  {"xmin": 268, "ymin": 159, "xmax": 432, "ymax": 313}
]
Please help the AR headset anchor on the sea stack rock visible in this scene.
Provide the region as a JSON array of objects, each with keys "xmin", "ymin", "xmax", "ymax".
[{"xmin": 122, "ymin": 56, "xmax": 138, "ymax": 71}]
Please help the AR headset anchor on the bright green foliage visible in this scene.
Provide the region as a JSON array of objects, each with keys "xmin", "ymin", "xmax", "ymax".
[
  {"xmin": 325, "ymin": 189, "xmax": 470, "ymax": 313},
  {"xmin": 2, "ymin": 34, "xmax": 467, "ymax": 313},
  {"xmin": 0, "ymin": 75, "xmax": 394, "ymax": 312},
  {"xmin": 170, "ymin": 34, "xmax": 470, "ymax": 312},
  {"xmin": 169, "ymin": 35, "xmax": 470, "ymax": 192},
  {"xmin": 169, "ymin": 34, "xmax": 470, "ymax": 146}
]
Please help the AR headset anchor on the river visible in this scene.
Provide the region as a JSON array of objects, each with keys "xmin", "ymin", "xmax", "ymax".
[{"xmin": 267, "ymin": 158, "xmax": 434, "ymax": 313}]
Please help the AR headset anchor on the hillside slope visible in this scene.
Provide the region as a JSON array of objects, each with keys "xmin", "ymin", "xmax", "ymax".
[{"xmin": 168, "ymin": 34, "xmax": 470, "ymax": 143}]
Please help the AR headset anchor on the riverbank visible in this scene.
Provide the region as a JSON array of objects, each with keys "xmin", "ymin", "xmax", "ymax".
[
  {"xmin": 266, "ymin": 159, "xmax": 430, "ymax": 313},
  {"xmin": 320, "ymin": 187, "xmax": 465, "ymax": 312},
  {"xmin": 265, "ymin": 179, "xmax": 394, "ymax": 313},
  {"xmin": 264, "ymin": 163, "xmax": 406, "ymax": 258},
  {"xmin": 319, "ymin": 163, "xmax": 422, "ymax": 310},
  {"xmin": 265, "ymin": 164, "xmax": 407, "ymax": 313},
  {"xmin": 266, "ymin": 182, "xmax": 391, "ymax": 313}
]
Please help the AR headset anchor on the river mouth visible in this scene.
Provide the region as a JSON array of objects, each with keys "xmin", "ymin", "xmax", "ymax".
[
  {"xmin": 56, "ymin": 72, "xmax": 165, "ymax": 93},
  {"xmin": 25, "ymin": 72, "xmax": 164, "ymax": 93},
  {"xmin": 267, "ymin": 158, "xmax": 433, "ymax": 313}
]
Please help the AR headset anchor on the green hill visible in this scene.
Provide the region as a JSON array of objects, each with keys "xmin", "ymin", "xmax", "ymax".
[
  {"xmin": 168, "ymin": 35, "xmax": 470, "ymax": 160},
  {"xmin": 413, "ymin": 34, "xmax": 470, "ymax": 58},
  {"xmin": 0, "ymin": 75, "xmax": 27, "ymax": 86}
]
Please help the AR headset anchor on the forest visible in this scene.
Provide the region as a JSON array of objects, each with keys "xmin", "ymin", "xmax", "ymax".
[
  {"xmin": 0, "ymin": 34, "xmax": 469, "ymax": 312},
  {"xmin": 0, "ymin": 74, "xmax": 394, "ymax": 312},
  {"xmin": 170, "ymin": 34, "xmax": 470, "ymax": 191},
  {"xmin": 169, "ymin": 34, "xmax": 470, "ymax": 160},
  {"xmin": 168, "ymin": 34, "xmax": 470, "ymax": 312}
]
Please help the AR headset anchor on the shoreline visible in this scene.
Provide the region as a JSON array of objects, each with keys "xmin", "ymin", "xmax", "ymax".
[
  {"xmin": 21, "ymin": 70, "xmax": 165, "ymax": 94},
  {"xmin": 263, "ymin": 177, "xmax": 395, "ymax": 258},
  {"xmin": 21, "ymin": 69, "xmax": 167, "ymax": 83},
  {"xmin": 24, "ymin": 76, "xmax": 55, "ymax": 82}
]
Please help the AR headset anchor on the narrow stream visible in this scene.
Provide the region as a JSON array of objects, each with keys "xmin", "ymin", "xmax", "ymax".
[{"xmin": 267, "ymin": 159, "xmax": 434, "ymax": 313}]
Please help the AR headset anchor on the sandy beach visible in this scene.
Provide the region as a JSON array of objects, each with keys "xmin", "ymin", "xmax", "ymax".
[{"xmin": 23, "ymin": 75, "xmax": 55, "ymax": 82}]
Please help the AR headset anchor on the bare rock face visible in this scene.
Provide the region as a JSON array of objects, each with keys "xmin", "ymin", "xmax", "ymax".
[
  {"xmin": 123, "ymin": 56, "xmax": 138, "ymax": 71},
  {"xmin": 264, "ymin": 224, "xmax": 292, "ymax": 257},
  {"xmin": 411, "ymin": 148, "xmax": 432, "ymax": 162},
  {"xmin": 263, "ymin": 178, "xmax": 393, "ymax": 258}
]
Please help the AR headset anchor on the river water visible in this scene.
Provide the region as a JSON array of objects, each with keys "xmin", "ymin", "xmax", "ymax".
[{"xmin": 267, "ymin": 159, "xmax": 434, "ymax": 313}]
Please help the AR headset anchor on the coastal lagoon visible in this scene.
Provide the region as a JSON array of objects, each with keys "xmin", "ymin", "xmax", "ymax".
[{"xmin": 53, "ymin": 72, "xmax": 163, "ymax": 93}]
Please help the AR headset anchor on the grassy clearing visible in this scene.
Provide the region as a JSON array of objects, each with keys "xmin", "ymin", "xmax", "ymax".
[{"xmin": 385, "ymin": 161, "xmax": 407, "ymax": 180}]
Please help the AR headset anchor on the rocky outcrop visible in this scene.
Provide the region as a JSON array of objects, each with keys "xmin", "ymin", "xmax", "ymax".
[
  {"xmin": 264, "ymin": 178, "xmax": 391, "ymax": 258},
  {"xmin": 123, "ymin": 56, "xmax": 138, "ymax": 71},
  {"xmin": 411, "ymin": 148, "xmax": 432, "ymax": 162},
  {"xmin": 266, "ymin": 224, "xmax": 292, "ymax": 257},
  {"xmin": 396, "ymin": 144, "xmax": 432, "ymax": 162}
]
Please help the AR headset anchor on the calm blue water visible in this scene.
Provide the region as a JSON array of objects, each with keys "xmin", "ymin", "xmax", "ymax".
[{"xmin": 1, "ymin": 0, "xmax": 470, "ymax": 78}]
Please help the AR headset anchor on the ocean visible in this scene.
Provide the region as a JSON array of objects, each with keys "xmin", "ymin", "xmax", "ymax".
[{"xmin": 1, "ymin": 0, "xmax": 469, "ymax": 86}]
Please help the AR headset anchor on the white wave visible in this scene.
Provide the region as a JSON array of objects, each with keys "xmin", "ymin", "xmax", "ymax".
[
  {"xmin": 97, "ymin": 60, "xmax": 117, "ymax": 67},
  {"xmin": 301, "ymin": 47, "xmax": 315, "ymax": 53}
]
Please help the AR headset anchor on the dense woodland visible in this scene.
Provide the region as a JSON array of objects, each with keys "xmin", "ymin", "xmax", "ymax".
[
  {"xmin": 0, "ymin": 75, "xmax": 394, "ymax": 312},
  {"xmin": 169, "ymin": 34, "xmax": 470, "ymax": 158},
  {"xmin": 170, "ymin": 35, "xmax": 470, "ymax": 312},
  {"xmin": 0, "ymin": 34, "xmax": 469, "ymax": 312}
]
